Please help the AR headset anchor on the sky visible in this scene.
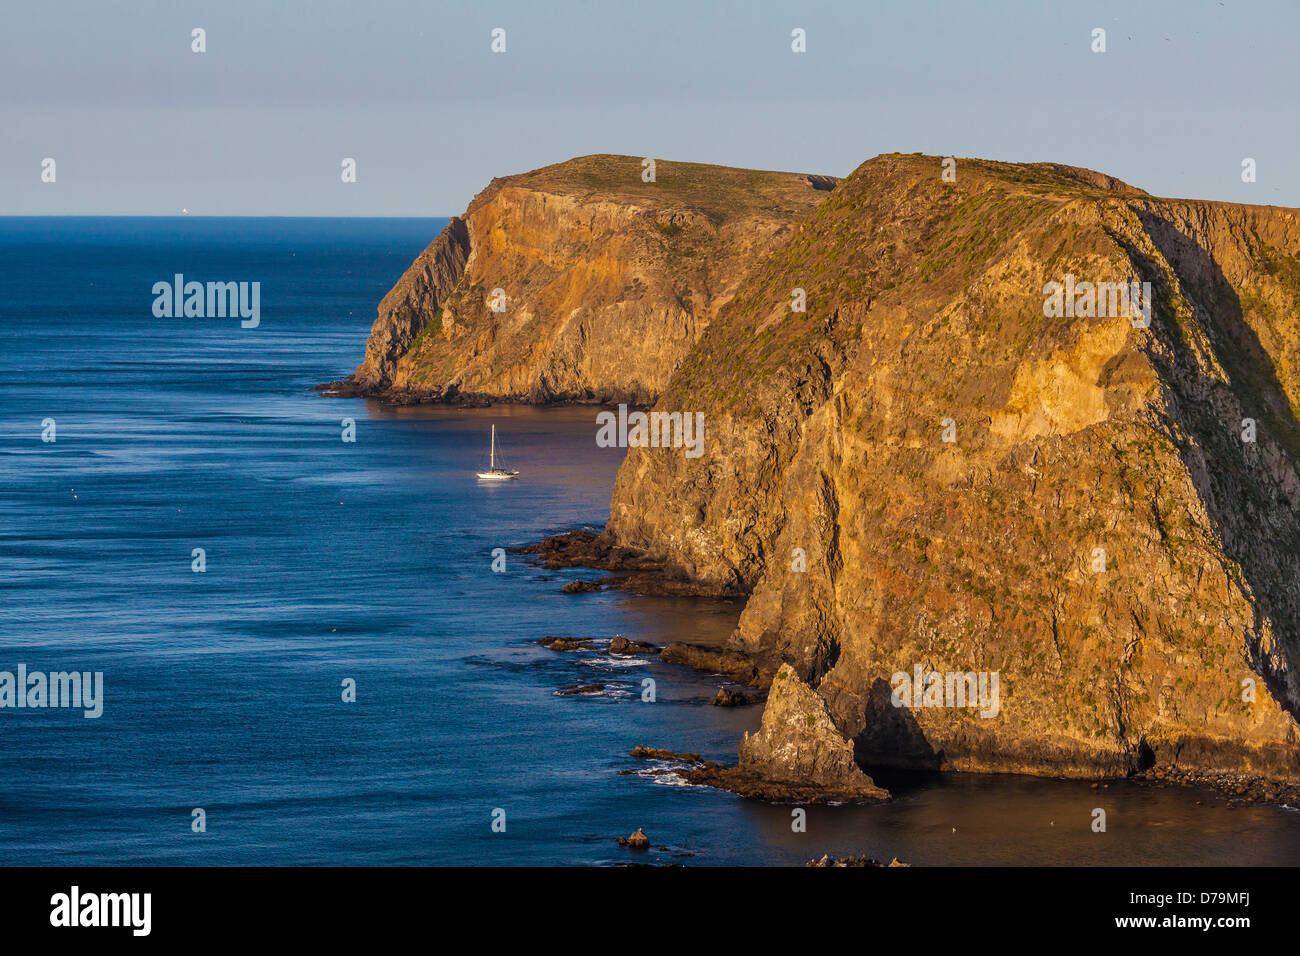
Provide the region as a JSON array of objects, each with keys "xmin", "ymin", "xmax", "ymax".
[{"xmin": 1, "ymin": 0, "xmax": 1296, "ymax": 215}]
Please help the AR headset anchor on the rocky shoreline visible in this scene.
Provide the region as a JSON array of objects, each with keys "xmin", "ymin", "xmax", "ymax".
[
  {"xmin": 529, "ymin": 574, "xmax": 892, "ymax": 804},
  {"xmin": 1139, "ymin": 767, "xmax": 1300, "ymax": 809},
  {"xmin": 806, "ymin": 855, "xmax": 910, "ymax": 867},
  {"xmin": 327, "ymin": 151, "xmax": 1300, "ymax": 831},
  {"xmin": 623, "ymin": 660, "xmax": 892, "ymax": 805},
  {"xmin": 312, "ymin": 377, "xmax": 645, "ymax": 410},
  {"xmin": 513, "ymin": 529, "xmax": 747, "ymax": 598},
  {"xmin": 528, "ymin": 529, "xmax": 1300, "ymax": 812},
  {"xmin": 312, "ymin": 377, "xmax": 490, "ymax": 406},
  {"xmin": 624, "ymin": 747, "xmax": 886, "ymax": 805}
]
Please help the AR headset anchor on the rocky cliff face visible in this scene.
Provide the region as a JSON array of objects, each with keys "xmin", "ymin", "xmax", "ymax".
[
  {"xmin": 739, "ymin": 664, "xmax": 889, "ymax": 799},
  {"xmin": 606, "ymin": 153, "xmax": 1300, "ymax": 785},
  {"xmin": 348, "ymin": 155, "xmax": 837, "ymax": 404},
  {"xmin": 354, "ymin": 216, "xmax": 471, "ymax": 388}
]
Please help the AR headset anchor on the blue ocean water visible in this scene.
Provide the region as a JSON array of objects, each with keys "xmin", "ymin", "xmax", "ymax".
[{"xmin": 1, "ymin": 217, "xmax": 1297, "ymax": 866}]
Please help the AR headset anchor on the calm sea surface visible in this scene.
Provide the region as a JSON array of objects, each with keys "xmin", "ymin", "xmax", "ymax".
[{"xmin": 1, "ymin": 216, "xmax": 1297, "ymax": 865}]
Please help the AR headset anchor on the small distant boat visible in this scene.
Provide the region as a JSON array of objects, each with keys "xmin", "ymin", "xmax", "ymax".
[{"xmin": 476, "ymin": 424, "xmax": 519, "ymax": 480}]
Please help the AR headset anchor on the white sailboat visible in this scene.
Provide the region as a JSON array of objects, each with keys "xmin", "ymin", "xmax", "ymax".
[{"xmin": 476, "ymin": 424, "xmax": 520, "ymax": 480}]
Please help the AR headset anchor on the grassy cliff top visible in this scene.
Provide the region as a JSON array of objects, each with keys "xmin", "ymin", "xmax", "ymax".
[
  {"xmin": 661, "ymin": 151, "xmax": 1299, "ymax": 419},
  {"xmin": 466, "ymin": 153, "xmax": 839, "ymax": 220}
]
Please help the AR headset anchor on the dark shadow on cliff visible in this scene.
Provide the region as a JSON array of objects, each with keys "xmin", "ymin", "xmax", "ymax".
[
  {"xmin": 1123, "ymin": 208, "xmax": 1300, "ymax": 724},
  {"xmin": 851, "ymin": 677, "xmax": 942, "ymax": 771}
]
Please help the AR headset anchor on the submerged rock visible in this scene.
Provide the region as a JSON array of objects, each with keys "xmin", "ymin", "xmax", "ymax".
[
  {"xmin": 609, "ymin": 635, "xmax": 659, "ymax": 655},
  {"xmin": 557, "ymin": 683, "xmax": 605, "ymax": 696},
  {"xmin": 560, "ymin": 579, "xmax": 601, "ymax": 594},
  {"xmin": 516, "ymin": 530, "xmax": 744, "ymax": 598},
  {"xmin": 536, "ymin": 636, "xmax": 596, "ymax": 652},
  {"xmin": 630, "ymin": 745, "xmax": 702, "ymax": 762}
]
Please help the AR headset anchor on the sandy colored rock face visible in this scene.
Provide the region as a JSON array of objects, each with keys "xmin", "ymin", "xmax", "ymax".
[
  {"xmin": 351, "ymin": 150, "xmax": 1300, "ymax": 790},
  {"xmin": 606, "ymin": 153, "xmax": 1300, "ymax": 784},
  {"xmin": 739, "ymin": 665, "xmax": 889, "ymax": 799},
  {"xmin": 352, "ymin": 154, "xmax": 837, "ymax": 403}
]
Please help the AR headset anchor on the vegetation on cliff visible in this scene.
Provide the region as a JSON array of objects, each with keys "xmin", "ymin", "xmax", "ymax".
[
  {"xmin": 608, "ymin": 153, "xmax": 1300, "ymax": 787},
  {"xmin": 348, "ymin": 154, "xmax": 837, "ymax": 404},
  {"xmin": 348, "ymin": 150, "xmax": 1300, "ymax": 795}
]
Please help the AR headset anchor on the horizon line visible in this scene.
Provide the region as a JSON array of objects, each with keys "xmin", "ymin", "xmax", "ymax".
[{"xmin": 0, "ymin": 213, "xmax": 454, "ymax": 219}]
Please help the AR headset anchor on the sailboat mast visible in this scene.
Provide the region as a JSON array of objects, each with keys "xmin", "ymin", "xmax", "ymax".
[{"xmin": 490, "ymin": 425, "xmax": 496, "ymax": 470}]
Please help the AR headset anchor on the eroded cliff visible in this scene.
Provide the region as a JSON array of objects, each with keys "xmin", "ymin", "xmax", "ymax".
[
  {"xmin": 344, "ymin": 154, "xmax": 837, "ymax": 404},
  {"xmin": 606, "ymin": 153, "xmax": 1300, "ymax": 786}
]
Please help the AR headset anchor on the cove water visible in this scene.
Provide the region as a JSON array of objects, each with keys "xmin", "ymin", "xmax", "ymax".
[{"xmin": 1, "ymin": 217, "xmax": 1297, "ymax": 866}]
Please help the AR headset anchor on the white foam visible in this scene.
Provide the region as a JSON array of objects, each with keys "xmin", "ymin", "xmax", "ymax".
[{"xmin": 579, "ymin": 655, "xmax": 648, "ymax": 669}]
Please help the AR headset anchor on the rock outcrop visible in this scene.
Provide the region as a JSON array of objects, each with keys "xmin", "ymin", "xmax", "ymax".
[
  {"xmin": 627, "ymin": 743, "xmax": 887, "ymax": 804},
  {"xmin": 353, "ymin": 216, "xmax": 471, "ymax": 389},
  {"xmin": 536, "ymin": 636, "xmax": 596, "ymax": 652},
  {"xmin": 658, "ymin": 642, "xmax": 764, "ymax": 684},
  {"xmin": 340, "ymin": 155, "xmax": 837, "ymax": 404},
  {"xmin": 739, "ymin": 665, "xmax": 889, "ymax": 799},
  {"xmin": 608, "ymin": 636, "xmax": 659, "ymax": 655},
  {"xmin": 604, "ymin": 153, "xmax": 1300, "ymax": 787},
  {"xmin": 345, "ymin": 150, "xmax": 1300, "ymax": 795}
]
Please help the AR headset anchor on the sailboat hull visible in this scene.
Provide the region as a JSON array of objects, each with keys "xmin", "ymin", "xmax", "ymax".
[{"xmin": 477, "ymin": 425, "xmax": 519, "ymax": 479}]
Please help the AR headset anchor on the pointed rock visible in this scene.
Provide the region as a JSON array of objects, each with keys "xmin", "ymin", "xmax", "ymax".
[{"xmin": 739, "ymin": 664, "xmax": 888, "ymax": 800}]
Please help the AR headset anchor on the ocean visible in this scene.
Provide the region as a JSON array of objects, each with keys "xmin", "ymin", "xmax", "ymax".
[{"xmin": 1, "ymin": 216, "xmax": 1297, "ymax": 866}]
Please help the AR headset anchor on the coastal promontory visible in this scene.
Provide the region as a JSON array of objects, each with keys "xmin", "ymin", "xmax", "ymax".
[{"xmin": 346, "ymin": 152, "xmax": 1300, "ymax": 798}]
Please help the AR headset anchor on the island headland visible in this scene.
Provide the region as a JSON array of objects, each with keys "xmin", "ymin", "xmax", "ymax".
[{"xmin": 330, "ymin": 152, "xmax": 1300, "ymax": 806}]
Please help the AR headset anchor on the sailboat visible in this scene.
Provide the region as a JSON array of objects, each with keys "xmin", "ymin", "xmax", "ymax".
[{"xmin": 476, "ymin": 424, "xmax": 520, "ymax": 480}]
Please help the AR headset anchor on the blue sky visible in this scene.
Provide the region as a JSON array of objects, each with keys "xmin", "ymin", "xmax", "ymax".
[{"xmin": 2, "ymin": 0, "xmax": 1296, "ymax": 214}]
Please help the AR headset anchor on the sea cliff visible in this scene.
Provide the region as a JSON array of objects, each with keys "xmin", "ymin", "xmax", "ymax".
[
  {"xmin": 333, "ymin": 154, "xmax": 836, "ymax": 404},
  {"xmin": 345, "ymin": 152, "xmax": 1300, "ymax": 797},
  {"xmin": 607, "ymin": 153, "xmax": 1300, "ymax": 788}
]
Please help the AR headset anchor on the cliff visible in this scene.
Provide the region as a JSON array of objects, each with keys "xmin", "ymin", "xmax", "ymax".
[
  {"xmin": 606, "ymin": 153, "xmax": 1300, "ymax": 786},
  {"xmin": 344, "ymin": 154, "xmax": 838, "ymax": 404}
]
